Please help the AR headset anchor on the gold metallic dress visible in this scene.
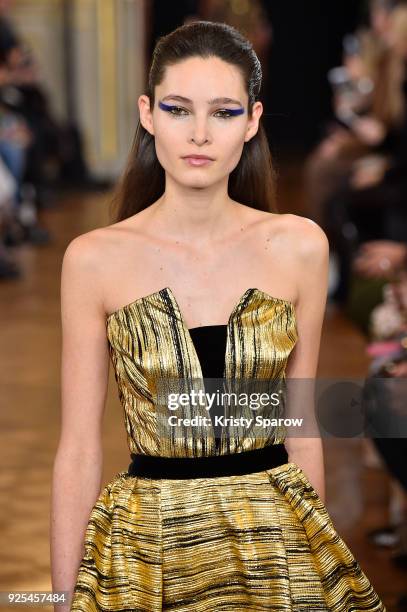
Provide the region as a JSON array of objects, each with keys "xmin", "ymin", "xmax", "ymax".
[{"xmin": 70, "ymin": 287, "xmax": 386, "ymax": 611}]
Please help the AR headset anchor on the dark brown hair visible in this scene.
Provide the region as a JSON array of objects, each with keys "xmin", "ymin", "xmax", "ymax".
[{"xmin": 109, "ymin": 20, "xmax": 277, "ymax": 223}]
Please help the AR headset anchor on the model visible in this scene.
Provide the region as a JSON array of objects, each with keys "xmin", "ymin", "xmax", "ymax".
[{"xmin": 50, "ymin": 20, "xmax": 386, "ymax": 612}]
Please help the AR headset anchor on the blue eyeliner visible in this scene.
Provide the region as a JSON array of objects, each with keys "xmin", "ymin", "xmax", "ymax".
[
  {"xmin": 158, "ymin": 100, "xmax": 245, "ymax": 116},
  {"xmin": 223, "ymin": 107, "xmax": 245, "ymax": 116},
  {"xmin": 158, "ymin": 101, "xmax": 177, "ymax": 112}
]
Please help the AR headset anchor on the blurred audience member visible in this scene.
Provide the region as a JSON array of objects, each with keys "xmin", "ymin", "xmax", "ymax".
[
  {"xmin": 0, "ymin": 154, "xmax": 20, "ymax": 278},
  {"xmin": 0, "ymin": 0, "xmax": 22, "ymax": 70},
  {"xmin": 360, "ymin": 237, "xmax": 407, "ymax": 610},
  {"xmin": 304, "ymin": 0, "xmax": 404, "ymax": 227},
  {"xmin": 195, "ymin": 0, "xmax": 273, "ymax": 80},
  {"xmin": 0, "ymin": 48, "xmax": 28, "ymax": 277},
  {"xmin": 0, "ymin": 1, "xmax": 112, "ymax": 279},
  {"xmin": 353, "ymin": 239, "xmax": 407, "ymax": 278},
  {"xmin": 369, "ymin": 0, "xmax": 400, "ymax": 40},
  {"xmin": 0, "ymin": 46, "xmax": 51, "ymax": 251},
  {"xmin": 304, "ymin": 27, "xmax": 381, "ymax": 225},
  {"xmin": 311, "ymin": 3, "xmax": 407, "ymax": 305}
]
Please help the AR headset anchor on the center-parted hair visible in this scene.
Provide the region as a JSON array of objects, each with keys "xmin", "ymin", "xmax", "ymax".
[{"xmin": 110, "ymin": 20, "xmax": 277, "ymax": 222}]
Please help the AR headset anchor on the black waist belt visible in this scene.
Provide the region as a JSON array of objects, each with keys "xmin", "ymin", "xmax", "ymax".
[{"xmin": 127, "ymin": 443, "xmax": 288, "ymax": 479}]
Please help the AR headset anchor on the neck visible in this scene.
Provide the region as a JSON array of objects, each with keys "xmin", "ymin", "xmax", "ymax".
[{"xmin": 149, "ymin": 176, "xmax": 240, "ymax": 245}]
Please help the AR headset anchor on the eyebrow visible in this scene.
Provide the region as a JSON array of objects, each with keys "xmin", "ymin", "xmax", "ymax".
[{"xmin": 161, "ymin": 94, "xmax": 244, "ymax": 107}]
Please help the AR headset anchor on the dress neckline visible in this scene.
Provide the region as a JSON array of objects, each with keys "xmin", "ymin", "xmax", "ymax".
[
  {"xmin": 106, "ymin": 287, "xmax": 297, "ymax": 382},
  {"xmin": 106, "ymin": 286, "xmax": 295, "ymax": 329},
  {"xmin": 106, "ymin": 286, "xmax": 298, "ymax": 389},
  {"xmin": 188, "ymin": 324, "xmax": 227, "ymax": 332}
]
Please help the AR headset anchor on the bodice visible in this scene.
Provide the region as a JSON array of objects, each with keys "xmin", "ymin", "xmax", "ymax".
[{"xmin": 106, "ymin": 287, "xmax": 298, "ymax": 457}]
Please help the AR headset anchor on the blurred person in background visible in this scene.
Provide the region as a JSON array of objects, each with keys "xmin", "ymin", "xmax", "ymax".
[
  {"xmin": 317, "ymin": 2, "xmax": 407, "ymax": 307},
  {"xmin": 194, "ymin": 0, "xmax": 273, "ymax": 81},
  {"xmin": 357, "ymin": 237, "xmax": 407, "ymax": 611},
  {"xmin": 7, "ymin": 44, "xmax": 112, "ymax": 199},
  {"xmin": 0, "ymin": 43, "xmax": 52, "ymax": 254},
  {"xmin": 0, "ymin": 0, "xmax": 22, "ymax": 69},
  {"xmin": 0, "ymin": 48, "xmax": 28, "ymax": 278},
  {"xmin": 304, "ymin": 0, "xmax": 403, "ymax": 228},
  {"xmin": 0, "ymin": 0, "xmax": 113, "ymax": 279},
  {"xmin": 304, "ymin": 28, "xmax": 381, "ymax": 226},
  {"xmin": 0, "ymin": 0, "xmax": 24, "ymax": 276},
  {"xmin": 0, "ymin": 0, "xmax": 52, "ymax": 252},
  {"xmin": 353, "ymin": 239, "xmax": 407, "ymax": 281},
  {"xmin": 369, "ymin": 0, "xmax": 401, "ymax": 39},
  {"xmin": 0, "ymin": 148, "xmax": 20, "ymax": 278}
]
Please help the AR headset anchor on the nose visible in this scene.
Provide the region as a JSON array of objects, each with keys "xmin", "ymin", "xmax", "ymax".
[{"xmin": 189, "ymin": 113, "xmax": 211, "ymax": 145}]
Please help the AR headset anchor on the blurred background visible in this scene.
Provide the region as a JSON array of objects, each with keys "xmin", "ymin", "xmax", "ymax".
[{"xmin": 1, "ymin": 0, "xmax": 407, "ymax": 610}]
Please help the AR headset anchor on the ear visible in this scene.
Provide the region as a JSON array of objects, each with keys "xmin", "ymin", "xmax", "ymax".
[
  {"xmin": 244, "ymin": 101, "xmax": 263, "ymax": 143},
  {"xmin": 138, "ymin": 94, "xmax": 154, "ymax": 136}
]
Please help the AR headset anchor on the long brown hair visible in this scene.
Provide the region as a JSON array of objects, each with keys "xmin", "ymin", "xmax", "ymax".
[{"xmin": 109, "ymin": 20, "xmax": 277, "ymax": 223}]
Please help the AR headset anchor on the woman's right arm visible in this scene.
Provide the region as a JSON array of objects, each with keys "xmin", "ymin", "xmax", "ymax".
[{"xmin": 50, "ymin": 232, "xmax": 110, "ymax": 611}]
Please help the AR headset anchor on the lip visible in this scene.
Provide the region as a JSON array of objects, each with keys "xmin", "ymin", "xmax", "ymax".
[
  {"xmin": 182, "ymin": 154, "xmax": 214, "ymax": 159},
  {"xmin": 182, "ymin": 155, "xmax": 214, "ymax": 167}
]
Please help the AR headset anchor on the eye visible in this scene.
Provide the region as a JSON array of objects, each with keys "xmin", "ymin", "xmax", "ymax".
[
  {"xmin": 158, "ymin": 102, "xmax": 190, "ymax": 116},
  {"xmin": 168, "ymin": 105, "xmax": 189, "ymax": 116},
  {"xmin": 213, "ymin": 109, "xmax": 236, "ymax": 119},
  {"xmin": 158, "ymin": 101, "xmax": 244, "ymax": 119}
]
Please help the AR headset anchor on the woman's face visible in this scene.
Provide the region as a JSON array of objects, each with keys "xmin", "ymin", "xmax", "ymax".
[
  {"xmin": 385, "ymin": 16, "xmax": 407, "ymax": 58},
  {"xmin": 370, "ymin": 7, "xmax": 391, "ymax": 39},
  {"xmin": 139, "ymin": 56, "xmax": 263, "ymax": 190}
]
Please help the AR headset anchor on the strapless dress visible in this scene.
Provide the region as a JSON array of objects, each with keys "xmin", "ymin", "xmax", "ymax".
[{"xmin": 70, "ymin": 287, "xmax": 386, "ymax": 611}]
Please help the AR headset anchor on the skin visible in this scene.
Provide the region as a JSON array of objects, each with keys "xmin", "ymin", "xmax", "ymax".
[
  {"xmin": 370, "ymin": 5, "xmax": 393, "ymax": 41},
  {"xmin": 353, "ymin": 240, "xmax": 407, "ymax": 277},
  {"xmin": 0, "ymin": 0, "xmax": 13, "ymax": 12},
  {"xmin": 52, "ymin": 56, "xmax": 329, "ymax": 607}
]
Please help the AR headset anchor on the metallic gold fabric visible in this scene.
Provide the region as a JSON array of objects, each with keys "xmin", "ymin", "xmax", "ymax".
[{"xmin": 71, "ymin": 287, "xmax": 386, "ymax": 611}]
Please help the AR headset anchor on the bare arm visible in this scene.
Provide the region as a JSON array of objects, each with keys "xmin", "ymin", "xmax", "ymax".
[
  {"xmin": 284, "ymin": 217, "xmax": 330, "ymax": 503},
  {"xmin": 50, "ymin": 232, "xmax": 110, "ymax": 611}
]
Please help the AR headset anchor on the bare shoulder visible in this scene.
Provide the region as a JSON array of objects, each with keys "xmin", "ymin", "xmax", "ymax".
[
  {"xmin": 60, "ymin": 229, "xmax": 110, "ymax": 316},
  {"xmin": 62, "ymin": 216, "xmax": 140, "ymax": 272},
  {"xmin": 255, "ymin": 212, "xmax": 329, "ymax": 306},
  {"xmin": 251, "ymin": 210, "xmax": 328, "ymax": 259},
  {"xmin": 62, "ymin": 227, "xmax": 114, "ymax": 288},
  {"xmin": 280, "ymin": 213, "xmax": 329, "ymax": 261},
  {"xmin": 61, "ymin": 224, "xmax": 123, "ymax": 297},
  {"xmin": 61, "ymin": 216, "xmax": 148, "ymax": 315},
  {"xmin": 281, "ymin": 215, "xmax": 330, "ymax": 311}
]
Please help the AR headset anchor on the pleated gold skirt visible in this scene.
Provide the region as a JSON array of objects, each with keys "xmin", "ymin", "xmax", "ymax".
[{"xmin": 70, "ymin": 461, "xmax": 386, "ymax": 611}]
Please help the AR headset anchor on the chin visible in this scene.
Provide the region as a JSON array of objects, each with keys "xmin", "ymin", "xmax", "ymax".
[{"xmin": 178, "ymin": 174, "xmax": 215, "ymax": 189}]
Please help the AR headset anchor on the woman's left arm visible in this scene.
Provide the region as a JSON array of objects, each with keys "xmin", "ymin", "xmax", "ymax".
[{"xmin": 284, "ymin": 217, "xmax": 330, "ymax": 503}]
